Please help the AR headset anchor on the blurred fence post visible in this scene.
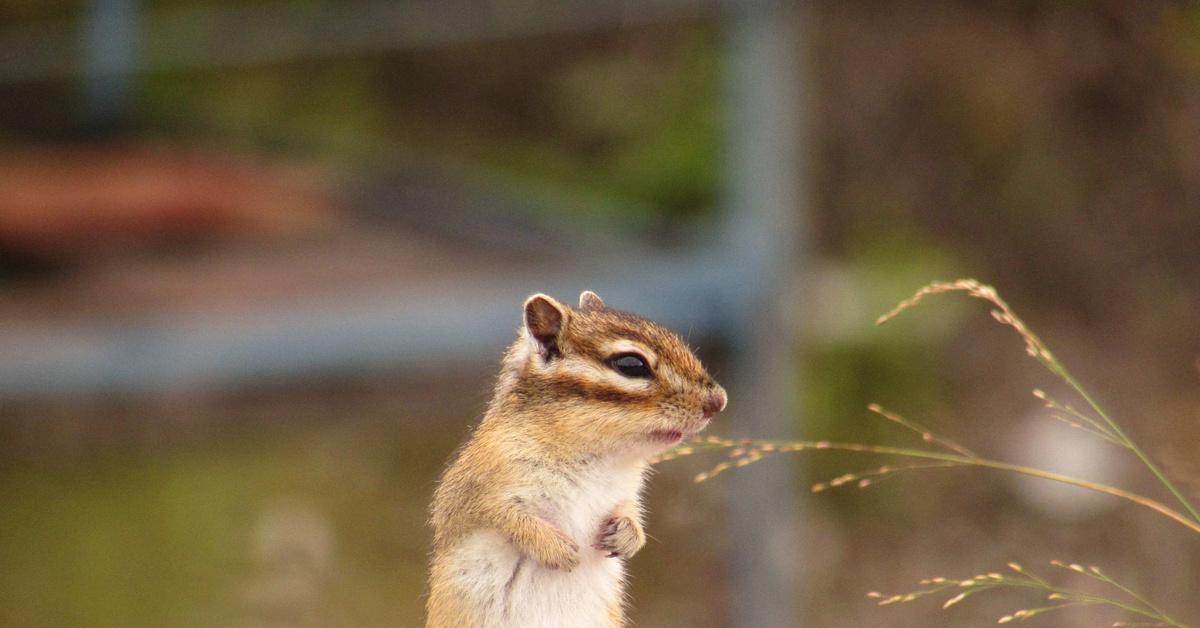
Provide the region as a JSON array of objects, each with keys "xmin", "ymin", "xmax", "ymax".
[
  {"xmin": 84, "ymin": 0, "xmax": 140, "ymax": 130},
  {"xmin": 722, "ymin": 0, "xmax": 807, "ymax": 626}
]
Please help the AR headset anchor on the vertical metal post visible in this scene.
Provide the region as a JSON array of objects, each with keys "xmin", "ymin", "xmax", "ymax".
[
  {"xmin": 721, "ymin": 0, "xmax": 807, "ymax": 626},
  {"xmin": 83, "ymin": 0, "xmax": 139, "ymax": 130}
]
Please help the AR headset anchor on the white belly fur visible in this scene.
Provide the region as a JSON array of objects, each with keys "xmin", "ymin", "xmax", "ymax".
[{"xmin": 447, "ymin": 459, "xmax": 647, "ymax": 628}]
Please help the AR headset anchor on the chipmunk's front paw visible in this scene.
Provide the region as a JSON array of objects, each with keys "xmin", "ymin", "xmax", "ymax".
[
  {"xmin": 593, "ymin": 515, "xmax": 645, "ymax": 559},
  {"xmin": 534, "ymin": 527, "xmax": 581, "ymax": 572}
]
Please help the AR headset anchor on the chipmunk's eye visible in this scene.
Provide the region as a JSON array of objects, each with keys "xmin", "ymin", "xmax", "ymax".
[{"xmin": 611, "ymin": 353, "xmax": 652, "ymax": 379}]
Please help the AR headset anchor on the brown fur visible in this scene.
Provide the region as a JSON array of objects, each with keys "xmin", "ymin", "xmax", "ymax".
[{"xmin": 427, "ymin": 292, "xmax": 726, "ymax": 628}]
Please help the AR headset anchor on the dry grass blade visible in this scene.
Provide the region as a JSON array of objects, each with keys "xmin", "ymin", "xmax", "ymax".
[
  {"xmin": 659, "ymin": 280, "xmax": 1199, "ymax": 626},
  {"xmin": 868, "ymin": 561, "xmax": 1187, "ymax": 627},
  {"xmin": 881, "ymin": 280, "xmax": 1200, "ymax": 525}
]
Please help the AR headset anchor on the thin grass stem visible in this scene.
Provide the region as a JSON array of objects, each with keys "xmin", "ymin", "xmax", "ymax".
[
  {"xmin": 676, "ymin": 280, "xmax": 1199, "ymax": 626},
  {"xmin": 681, "ymin": 436, "xmax": 1200, "ymax": 535},
  {"xmin": 866, "ymin": 404, "xmax": 979, "ymax": 459},
  {"xmin": 879, "ymin": 280, "xmax": 1200, "ymax": 525},
  {"xmin": 1070, "ymin": 565, "xmax": 1179, "ymax": 624},
  {"xmin": 1059, "ymin": 370, "xmax": 1200, "ymax": 526}
]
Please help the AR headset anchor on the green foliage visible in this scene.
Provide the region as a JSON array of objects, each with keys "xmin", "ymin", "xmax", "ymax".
[
  {"xmin": 137, "ymin": 21, "xmax": 723, "ymax": 225},
  {"xmin": 800, "ymin": 242, "xmax": 963, "ymax": 514},
  {"xmin": 0, "ymin": 422, "xmax": 442, "ymax": 627}
]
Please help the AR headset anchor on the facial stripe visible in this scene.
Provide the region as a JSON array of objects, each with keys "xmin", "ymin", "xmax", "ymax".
[{"xmin": 547, "ymin": 375, "xmax": 658, "ymax": 405}]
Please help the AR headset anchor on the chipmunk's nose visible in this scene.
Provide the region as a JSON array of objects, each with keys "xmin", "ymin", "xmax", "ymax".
[{"xmin": 702, "ymin": 386, "xmax": 727, "ymax": 419}]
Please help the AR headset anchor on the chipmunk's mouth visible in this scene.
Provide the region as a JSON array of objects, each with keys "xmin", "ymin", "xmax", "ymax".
[
  {"xmin": 648, "ymin": 419, "xmax": 709, "ymax": 445},
  {"xmin": 648, "ymin": 430, "xmax": 685, "ymax": 444}
]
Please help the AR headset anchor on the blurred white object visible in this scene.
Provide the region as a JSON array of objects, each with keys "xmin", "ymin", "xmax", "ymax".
[{"xmin": 1007, "ymin": 404, "xmax": 1126, "ymax": 521}]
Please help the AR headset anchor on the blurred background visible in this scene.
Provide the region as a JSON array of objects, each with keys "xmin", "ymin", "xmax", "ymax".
[{"xmin": 1, "ymin": 0, "xmax": 1199, "ymax": 626}]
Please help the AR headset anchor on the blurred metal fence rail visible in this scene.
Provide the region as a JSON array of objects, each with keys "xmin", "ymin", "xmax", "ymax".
[
  {"xmin": 0, "ymin": 258, "xmax": 740, "ymax": 397},
  {"xmin": 0, "ymin": 0, "xmax": 721, "ymax": 84}
]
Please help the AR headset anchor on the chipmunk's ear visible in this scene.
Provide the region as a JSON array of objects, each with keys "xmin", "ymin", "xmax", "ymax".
[
  {"xmin": 578, "ymin": 291, "xmax": 605, "ymax": 311},
  {"xmin": 524, "ymin": 294, "xmax": 569, "ymax": 360}
]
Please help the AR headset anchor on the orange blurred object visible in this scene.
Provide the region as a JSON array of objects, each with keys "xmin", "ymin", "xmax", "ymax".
[{"xmin": 0, "ymin": 145, "xmax": 341, "ymax": 259}]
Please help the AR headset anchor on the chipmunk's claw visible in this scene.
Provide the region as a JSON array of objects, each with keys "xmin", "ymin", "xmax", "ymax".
[{"xmin": 594, "ymin": 515, "xmax": 645, "ymax": 559}]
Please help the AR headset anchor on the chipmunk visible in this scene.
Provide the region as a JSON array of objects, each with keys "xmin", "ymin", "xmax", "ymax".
[{"xmin": 426, "ymin": 291, "xmax": 727, "ymax": 628}]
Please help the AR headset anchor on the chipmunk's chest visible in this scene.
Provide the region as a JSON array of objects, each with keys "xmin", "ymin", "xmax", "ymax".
[
  {"xmin": 447, "ymin": 458, "xmax": 647, "ymax": 627},
  {"xmin": 538, "ymin": 457, "xmax": 646, "ymax": 542},
  {"xmin": 509, "ymin": 458, "xmax": 645, "ymax": 628}
]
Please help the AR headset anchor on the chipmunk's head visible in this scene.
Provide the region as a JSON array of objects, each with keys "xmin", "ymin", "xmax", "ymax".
[{"xmin": 501, "ymin": 291, "xmax": 726, "ymax": 458}]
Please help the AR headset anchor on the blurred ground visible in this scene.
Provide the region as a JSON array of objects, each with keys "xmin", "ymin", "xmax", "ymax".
[
  {"xmin": 0, "ymin": 368, "xmax": 730, "ymax": 627},
  {"xmin": 2, "ymin": 1, "xmax": 1200, "ymax": 627}
]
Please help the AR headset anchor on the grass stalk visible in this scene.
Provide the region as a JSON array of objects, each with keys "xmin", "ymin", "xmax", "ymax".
[
  {"xmin": 666, "ymin": 280, "xmax": 1198, "ymax": 625},
  {"xmin": 876, "ymin": 279, "xmax": 1200, "ymax": 525}
]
